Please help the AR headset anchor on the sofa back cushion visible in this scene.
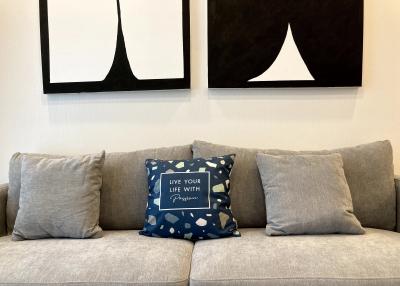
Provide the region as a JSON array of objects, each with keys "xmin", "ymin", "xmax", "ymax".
[
  {"xmin": 192, "ymin": 140, "xmax": 395, "ymax": 230},
  {"xmin": 100, "ymin": 145, "xmax": 193, "ymax": 230},
  {"xmin": 7, "ymin": 145, "xmax": 193, "ymax": 232}
]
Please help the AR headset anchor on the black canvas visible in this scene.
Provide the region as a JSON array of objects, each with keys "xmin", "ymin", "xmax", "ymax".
[{"xmin": 208, "ymin": 0, "xmax": 364, "ymax": 88}]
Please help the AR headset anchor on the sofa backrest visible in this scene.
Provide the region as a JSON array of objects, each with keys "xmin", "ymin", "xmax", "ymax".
[
  {"xmin": 7, "ymin": 145, "xmax": 193, "ymax": 232},
  {"xmin": 193, "ymin": 140, "xmax": 396, "ymax": 230},
  {"xmin": 7, "ymin": 141, "xmax": 396, "ymax": 232}
]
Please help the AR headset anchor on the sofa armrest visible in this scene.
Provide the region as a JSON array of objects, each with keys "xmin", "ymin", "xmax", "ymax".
[
  {"xmin": 0, "ymin": 184, "xmax": 8, "ymax": 237},
  {"xmin": 396, "ymin": 177, "xmax": 400, "ymax": 232}
]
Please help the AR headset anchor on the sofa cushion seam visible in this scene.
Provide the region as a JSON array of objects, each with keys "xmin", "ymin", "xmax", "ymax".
[
  {"xmin": 190, "ymin": 277, "xmax": 400, "ymax": 282},
  {"xmin": 0, "ymin": 278, "xmax": 188, "ymax": 285}
]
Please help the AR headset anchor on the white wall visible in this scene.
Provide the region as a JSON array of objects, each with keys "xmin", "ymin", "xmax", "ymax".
[{"xmin": 0, "ymin": 0, "xmax": 399, "ymax": 182}]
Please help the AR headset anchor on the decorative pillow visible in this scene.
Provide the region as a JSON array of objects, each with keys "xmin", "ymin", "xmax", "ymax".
[
  {"xmin": 256, "ymin": 153, "xmax": 365, "ymax": 236},
  {"xmin": 12, "ymin": 152, "xmax": 105, "ymax": 241},
  {"xmin": 140, "ymin": 155, "xmax": 240, "ymax": 240}
]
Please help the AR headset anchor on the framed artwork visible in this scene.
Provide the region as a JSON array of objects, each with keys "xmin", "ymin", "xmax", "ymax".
[
  {"xmin": 208, "ymin": 0, "xmax": 364, "ymax": 88},
  {"xmin": 39, "ymin": 0, "xmax": 190, "ymax": 94}
]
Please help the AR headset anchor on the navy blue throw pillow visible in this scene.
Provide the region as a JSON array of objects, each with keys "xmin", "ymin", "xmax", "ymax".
[{"xmin": 140, "ymin": 155, "xmax": 240, "ymax": 240}]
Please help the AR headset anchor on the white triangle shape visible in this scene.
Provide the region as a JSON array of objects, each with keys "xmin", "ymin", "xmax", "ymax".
[{"xmin": 249, "ymin": 24, "xmax": 315, "ymax": 82}]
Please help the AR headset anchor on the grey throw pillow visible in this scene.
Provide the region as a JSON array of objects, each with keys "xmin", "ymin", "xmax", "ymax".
[
  {"xmin": 256, "ymin": 153, "xmax": 365, "ymax": 236},
  {"xmin": 12, "ymin": 152, "xmax": 105, "ymax": 241}
]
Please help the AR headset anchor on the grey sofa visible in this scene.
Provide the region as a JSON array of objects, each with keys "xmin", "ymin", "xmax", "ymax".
[{"xmin": 1, "ymin": 142, "xmax": 400, "ymax": 286}]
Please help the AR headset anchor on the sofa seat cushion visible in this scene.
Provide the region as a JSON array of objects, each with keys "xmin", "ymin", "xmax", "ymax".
[
  {"xmin": 0, "ymin": 231, "xmax": 193, "ymax": 286},
  {"xmin": 190, "ymin": 228, "xmax": 400, "ymax": 286}
]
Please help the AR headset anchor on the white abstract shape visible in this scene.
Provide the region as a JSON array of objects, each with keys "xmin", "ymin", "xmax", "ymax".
[
  {"xmin": 196, "ymin": 218, "xmax": 207, "ymax": 227},
  {"xmin": 176, "ymin": 162, "xmax": 185, "ymax": 169},
  {"xmin": 212, "ymin": 184, "xmax": 225, "ymax": 193},
  {"xmin": 119, "ymin": 0, "xmax": 184, "ymax": 79},
  {"xmin": 206, "ymin": 162, "xmax": 217, "ymax": 168},
  {"xmin": 249, "ymin": 24, "xmax": 315, "ymax": 82},
  {"xmin": 48, "ymin": 0, "xmax": 118, "ymax": 83}
]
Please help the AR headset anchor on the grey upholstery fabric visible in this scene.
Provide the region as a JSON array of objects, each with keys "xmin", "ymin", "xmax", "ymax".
[
  {"xmin": 12, "ymin": 152, "xmax": 105, "ymax": 240},
  {"xmin": 0, "ymin": 231, "xmax": 193, "ymax": 286},
  {"xmin": 0, "ymin": 184, "xmax": 7, "ymax": 237},
  {"xmin": 193, "ymin": 140, "xmax": 395, "ymax": 230},
  {"xmin": 396, "ymin": 177, "xmax": 400, "ymax": 232},
  {"xmin": 7, "ymin": 145, "xmax": 193, "ymax": 232},
  {"xmin": 8, "ymin": 152, "xmax": 62, "ymax": 233},
  {"xmin": 256, "ymin": 153, "xmax": 365, "ymax": 235},
  {"xmin": 191, "ymin": 228, "xmax": 400, "ymax": 286},
  {"xmin": 192, "ymin": 142, "xmax": 266, "ymax": 228},
  {"xmin": 100, "ymin": 145, "xmax": 193, "ymax": 230}
]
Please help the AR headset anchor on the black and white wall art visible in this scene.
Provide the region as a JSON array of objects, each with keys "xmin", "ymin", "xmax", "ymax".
[
  {"xmin": 208, "ymin": 0, "xmax": 364, "ymax": 88},
  {"xmin": 40, "ymin": 0, "xmax": 190, "ymax": 94}
]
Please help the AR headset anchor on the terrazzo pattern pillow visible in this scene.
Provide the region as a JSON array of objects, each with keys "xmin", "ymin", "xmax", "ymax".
[{"xmin": 140, "ymin": 155, "xmax": 240, "ymax": 240}]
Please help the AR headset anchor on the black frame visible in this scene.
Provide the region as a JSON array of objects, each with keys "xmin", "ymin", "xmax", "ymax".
[
  {"xmin": 39, "ymin": 0, "xmax": 191, "ymax": 94},
  {"xmin": 207, "ymin": 0, "xmax": 364, "ymax": 88}
]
